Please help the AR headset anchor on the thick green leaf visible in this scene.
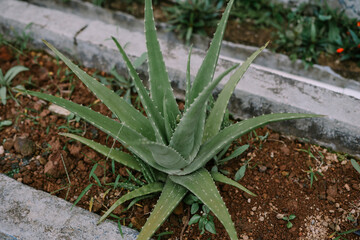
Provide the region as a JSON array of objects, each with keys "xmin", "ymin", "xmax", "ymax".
[
  {"xmin": 4, "ymin": 66, "xmax": 28, "ymax": 84},
  {"xmin": 98, "ymin": 182, "xmax": 164, "ymax": 224},
  {"xmin": 0, "ymin": 86, "xmax": 6, "ymax": 105},
  {"xmin": 145, "ymin": 0, "xmax": 180, "ymax": 130},
  {"xmin": 22, "ymin": 90, "xmax": 171, "ymax": 173},
  {"xmin": 188, "ymin": 0, "xmax": 234, "ymax": 105},
  {"xmin": 184, "ymin": 45, "xmax": 193, "ymax": 112},
  {"xmin": 351, "ymin": 159, "xmax": 360, "ymax": 174},
  {"xmin": 170, "ymin": 63, "xmax": 238, "ymax": 161},
  {"xmin": 43, "ymin": 40, "xmax": 155, "ymax": 141},
  {"xmin": 170, "ymin": 168, "xmax": 238, "ymax": 240},
  {"xmin": 60, "ymin": 133, "xmax": 142, "ymax": 172},
  {"xmin": 211, "ymin": 171, "xmax": 256, "ymax": 196},
  {"xmin": 137, "ymin": 178, "xmax": 187, "ymax": 240},
  {"xmin": 112, "ymin": 37, "xmax": 167, "ymax": 144},
  {"xmin": 132, "ymin": 141, "xmax": 189, "ymax": 169},
  {"xmin": 203, "ymin": 43, "xmax": 268, "ymax": 142},
  {"xmin": 175, "ymin": 113, "xmax": 321, "ymax": 175}
]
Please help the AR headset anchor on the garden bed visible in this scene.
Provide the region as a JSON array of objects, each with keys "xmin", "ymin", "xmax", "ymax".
[{"xmin": 1, "ymin": 43, "xmax": 360, "ymax": 239}]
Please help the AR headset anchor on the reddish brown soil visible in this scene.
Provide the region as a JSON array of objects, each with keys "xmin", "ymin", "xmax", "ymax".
[{"xmin": 0, "ymin": 45, "xmax": 359, "ymax": 240}]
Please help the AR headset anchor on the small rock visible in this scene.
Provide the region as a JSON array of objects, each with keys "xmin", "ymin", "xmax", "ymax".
[
  {"xmin": 259, "ymin": 216, "xmax": 265, "ymax": 221},
  {"xmin": 280, "ymin": 145, "xmax": 290, "ymax": 156},
  {"xmin": 327, "ymin": 185, "xmax": 337, "ymax": 199},
  {"xmin": 0, "ymin": 146, "xmax": 4, "ymax": 155},
  {"xmin": 68, "ymin": 143, "xmax": 82, "ymax": 157},
  {"xmin": 77, "ymin": 161, "xmax": 86, "ymax": 171},
  {"xmin": 44, "ymin": 150, "xmax": 74, "ymax": 178},
  {"xmin": 14, "ymin": 136, "xmax": 35, "ymax": 157},
  {"xmin": 344, "ymin": 184, "xmax": 351, "ymax": 191},
  {"xmin": 38, "ymin": 156, "xmax": 47, "ymax": 165},
  {"xmin": 327, "ymin": 196, "xmax": 336, "ymax": 203},
  {"xmin": 39, "ymin": 109, "xmax": 50, "ymax": 118},
  {"xmin": 49, "ymin": 104, "xmax": 71, "ymax": 117},
  {"xmin": 258, "ymin": 165, "xmax": 267, "ymax": 173},
  {"xmin": 276, "ymin": 213, "xmax": 285, "ymax": 219},
  {"xmin": 3, "ymin": 139, "xmax": 14, "ymax": 150},
  {"xmin": 268, "ymin": 133, "xmax": 280, "ymax": 140},
  {"xmin": 173, "ymin": 202, "xmax": 183, "ymax": 215},
  {"xmin": 130, "ymin": 217, "xmax": 145, "ymax": 230},
  {"xmin": 48, "ymin": 137, "xmax": 62, "ymax": 152}
]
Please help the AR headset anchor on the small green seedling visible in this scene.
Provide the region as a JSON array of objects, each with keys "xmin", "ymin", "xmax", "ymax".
[
  {"xmin": 303, "ymin": 166, "xmax": 323, "ymax": 188},
  {"xmin": 282, "ymin": 214, "xmax": 296, "ymax": 228},
  {"xmin": 186, "ymin": 193, "xmax": 216, "ymax": 235},
  {"xmin": 0, "ymin": 65, "xmax": 28, "ymax": 105},
  {"xmin": 234, "ymin": 157, "xmax": 252, "ymax": 181},
  {"xmin": 351, "ymin": 159, "xmax": 360, "ymax": 175}
]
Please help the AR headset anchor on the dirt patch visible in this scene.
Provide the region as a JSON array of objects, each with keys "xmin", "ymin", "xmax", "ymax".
[{"xmin": 0, "ymin": 45, "xmax": 359, "ymax": 239}]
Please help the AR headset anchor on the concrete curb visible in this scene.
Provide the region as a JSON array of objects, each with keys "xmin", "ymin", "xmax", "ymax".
[
  {"xmin": 0, "ymin": 174, "xmax": 139, "ymax": 240},
  {"xmin": 1, "ymin": 0, "xmax": 359, "ymax": 158}
]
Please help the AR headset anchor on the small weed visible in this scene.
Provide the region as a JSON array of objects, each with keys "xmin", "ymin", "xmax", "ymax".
[
  {"xmin": 0, "ymin": 65, "xmax": 28, "ymax": 105},
  {"xmin": 234, "ymin": 157, "xmax": 252, "ymax": 181},
  {"xmin": 185, "ymin": 193, "xmax": 216, "ymax": 235},
  {"xmin": 282, "ymin": 214, "xmax": 296, "ymax": 229},
  {"xmin": 165, "ymin": 0, "xmax": 223, "ymax": 44},
  {"xmin": 303, "ymin": 166, "xmax": 323, "ymax": 188},
  {"xmin": 329, "ymin": 228, "xmax": 360, "ymax": 240}
]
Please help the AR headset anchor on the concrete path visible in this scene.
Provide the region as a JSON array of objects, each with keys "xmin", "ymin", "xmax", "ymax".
[{"xmin": 0, "ymin": 174, "xmax": 138, "ymax": 239}]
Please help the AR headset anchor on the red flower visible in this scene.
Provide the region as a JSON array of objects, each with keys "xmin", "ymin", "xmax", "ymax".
[
  {"xmin": 358, "ymin": 21, "xmax": 360, "ymax": 27},
  {"xmin": 336, "ymin": 48, "xmax": 344, "ymax": 53}
]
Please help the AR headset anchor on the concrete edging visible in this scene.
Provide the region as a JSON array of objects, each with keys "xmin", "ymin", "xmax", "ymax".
[
  {"xmin": 1, "ymin": 0, "xmax": 359, "ymax": 158},
  {"xmin": 0, "ymin": 174, "xmax": 139, "ymax": 240}
]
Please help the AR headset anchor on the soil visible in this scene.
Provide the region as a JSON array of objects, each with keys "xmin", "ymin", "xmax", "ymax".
[
  {"xmin": 1, "ymin": 44, "xmax": 360, "ymax": 240},
  {"xmin": 84, "ymin": 0, "xmax": 360, "ymax": 81}
]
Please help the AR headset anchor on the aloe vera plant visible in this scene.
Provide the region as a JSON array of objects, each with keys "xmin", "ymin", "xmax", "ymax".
[{"xmin": 22, "ymin": 0, "xmax": 320, "ymax": 239}]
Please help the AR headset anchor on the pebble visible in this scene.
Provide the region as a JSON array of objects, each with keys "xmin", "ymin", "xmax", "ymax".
[
  {"xmin": 276, "ymin": 213, "xmax": 285, "ymax": 219},
  {"xmin": 344, "ymin": 184, "xmax": 351, "ymax": 191},
  {"xmin": 3, "ymin": 139, "xmax": 14, "ymax": 150},
  {"xmin": 259, "ymin": 216, "xmax": 265, "ymax": 221},
  {"xmin": 49, "ymin": 104, "xmax": 71, "ymax": 117},
  {"xmin": 0, "ymin": 146, "xmax": 4, "ymax": 155},
  {"xmin": 14, "ymin": 136, "xmax": 35, "ymax": 157},
  {"xmin": 258, "ymin": 165, "xmax": 267, "ymax": 173}
]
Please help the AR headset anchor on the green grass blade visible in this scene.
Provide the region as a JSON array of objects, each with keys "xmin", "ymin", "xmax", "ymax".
[
  {"xmin": 112, "ymin": 37, "xmax": 167, "ymax": 144},
  {"xmin": 4, "ymin": 66, "xmax": 28, "ymax": 84},
  {"xmin": 176, "ymin": 113, "xmax": 322, "ymax": 175},
  {"xmin": 60, "ymin": 133, "xmax": 142, "ymax": 172},
  {"xmin": 211, "ymin": 171, "xmax": 256, "ymax": 196},
  {"xmin": 145, "ymin": 0, "xmax": 180, "ymax": 129},
  {"xmin": 188, "ymin": 0, "xmax": 234, "ymax": 105},
  {"xmin": 170, "ymin": 62, "xmax": 237, "ymax": 161},
  {"xmin": 170, "ymin": 168, "xmax": 238, "ymax": 240},
  {"xmin": 43, "ymin": 40, "xmax": 155, "ymax": 141},
  {"xmin": 98, "ymin": 182, "xmax": 164, "ymax": 224},
  {"xmin": 137, "ymin": 178, "xmax": 188, "ymax": 240},
  {"xmin": 132, "ymin": 141, "xmax": 189, "ymax": 170},
  {"xmin": 203, "ymin": 43, "xmax": 268, "ymax": 142}
]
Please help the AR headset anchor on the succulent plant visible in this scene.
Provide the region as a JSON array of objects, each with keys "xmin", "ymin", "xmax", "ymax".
[{"xmin": 23, "ymin": 0, "xmax": 319, "ymax": 239}]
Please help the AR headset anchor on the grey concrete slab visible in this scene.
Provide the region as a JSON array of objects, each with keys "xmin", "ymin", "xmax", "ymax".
[
  {"xmin": 0, "ymin": 174, "xmax": 139, "ymax": 240},
  {"xmin": 0, "ymin": 0, "xmax": 359, "ymax": 158}
]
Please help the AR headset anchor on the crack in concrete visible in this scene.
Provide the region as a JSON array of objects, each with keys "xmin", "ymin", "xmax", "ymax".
[{"xmin": 73, "ymin": 24, "xmax": 88, "ymax": 46}]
